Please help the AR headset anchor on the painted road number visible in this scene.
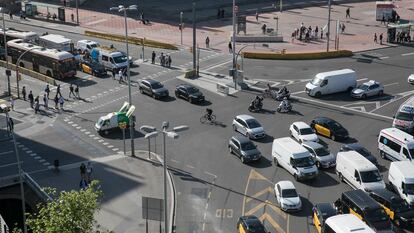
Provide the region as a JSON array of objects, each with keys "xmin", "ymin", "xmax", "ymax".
[{"xmin": 216, "ymin": 209, "xmax": 233, "ymax": 218}]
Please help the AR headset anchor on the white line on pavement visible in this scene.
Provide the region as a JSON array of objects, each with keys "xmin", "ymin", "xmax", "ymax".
[
  {"xmin": 402, "ymin": 52, "xmax": 414, "ymax": 56},
  {"xmin": 291, "ymin": 90, "xmax": 305, "ymax": 95},
  {"xmin": 204, "ymin": 60, "xmax": 232, "ymax": 71},
  {"xmin": 0, "ymin": 162, "xmax": 22, "ymax": 168},
  {"xmin": 0, "ymin": 151, "xmax": 13, "ymax": 156},
  {"xmin": 383, "ymin": 82, "xmax": 399, "ymax": 87},
  {"xmin": 379, "ymin": 56, "xmax": 389, "ymax": 59}
]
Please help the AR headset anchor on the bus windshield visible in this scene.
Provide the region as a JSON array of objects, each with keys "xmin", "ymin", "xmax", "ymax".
[{"xmin": 59, "ymin": 59, "xmax": 76, "ymax": 73}]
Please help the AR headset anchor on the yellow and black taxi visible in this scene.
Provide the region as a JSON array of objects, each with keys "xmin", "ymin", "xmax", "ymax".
[
  {"xmin": 312, "ymin": 203, "xmax": 337, "ymax": 233},
  {"xmin": 80, "ymin": 58, "xmax": 106, "ymax": 77},
  {"xmin": 337, "ymin": 189, "xmax": 394, "ymax": 232},
  {"xmin": 310, "ymin": 117, "xmax": 349, "ymax": 141},
  {"xmin": 237, "ymin": 215, "xmax": 268, "ymax": 233},
  {"xmin": 369, "ymin": 189, "xmax": 414, "ymax": 227}
]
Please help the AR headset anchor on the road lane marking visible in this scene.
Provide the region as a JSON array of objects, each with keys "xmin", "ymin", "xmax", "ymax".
[
  {"xmin": 379, "ymin": 56, "xmax": 389, "ymax": 59},
  {"xmin": 0, "ymin": 151, "xmax": 13, "ymax": 156},
  {"xmin": 260, "ymin": 213, "xmax": 286, "ymax": 233},
  {"xmin": 204, "ymin": 171, "xmax": 217, "ymax": 178},
  {"xmin": 370, "ymin": 90, "xmax": 414, "ymax": 113},
  {"xmin": 402, "ymin": 52, "xmax": 414, "ymax": 56},
  {"xmin": 0, "ymin": 161, "xmax": 22, "ymax": 168},
  {"xmin": 246, "ymin": 187, "xmax": 274, "ymax": 203},
  {"xmin": 185, "ymin": 164, "xmax": 195, "ymax": 169},
  {"xmin": 204, "ymin": 60, "xmax": 232, "ymax": 71},
  {"xmin": 383, "ymin": 82, "xmax": 399, "ymax": 87}
]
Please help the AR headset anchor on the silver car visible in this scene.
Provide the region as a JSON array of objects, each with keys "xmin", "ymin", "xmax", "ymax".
[
  {"xmin": 232, "ymin": 114, "xmax": 265, "ymax": 140},
  {"xmin": 351, "ymin": 80, "xmax": 383, "ymax": 99},
  {"xmin": 302, "ymin": 141, "xmax": 336, "ymax": 168}
]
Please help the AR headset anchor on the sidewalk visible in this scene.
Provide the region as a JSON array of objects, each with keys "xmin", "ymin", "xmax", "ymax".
[{"xmin": 31, "ymin": 151, "xmax": 175, "ymax": 233}]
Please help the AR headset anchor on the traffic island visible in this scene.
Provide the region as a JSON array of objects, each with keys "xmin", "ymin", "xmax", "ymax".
[{"xmin": 242, "ymin": 50, "xmax": 353, "ymax": 60}]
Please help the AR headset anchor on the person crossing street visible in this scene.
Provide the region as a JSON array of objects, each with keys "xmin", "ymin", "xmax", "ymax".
[
  {"xmin": 75, "ymin": 85, "xmax": 80, "ymax": 99},
  {"xmin": 45, "ymin": 84, "xmax": 50, "ymax": 99},
  {"xmin": 28, "ymin": 90, "xmax": 34, "ymax": 108},
  {"xmin": 22, "ymin": 86, "xmax": 26, "ymax": 101},
  {"xmin": 69, "ymin": 84, "xmax": 75, "ymax": 98}
]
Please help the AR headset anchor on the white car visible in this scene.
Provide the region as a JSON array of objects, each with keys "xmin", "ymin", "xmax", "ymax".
[
  {"xmin": 408, "ymin": 74, "xmax": 414, "ymax": 85},
  {"xmin": 289, "ymin": 121, "xmax": 318, "ymax": 143},
  {"xmin": 232, "ymin": 114, "xmax": 265, "ymax": 140},
  {"xmin": 274, "ymin": 180, "xmax": 302, "ymax": 212},
  {"xmin": 351, "ymin": 80, "xmax": 384, "ymax": 99}
]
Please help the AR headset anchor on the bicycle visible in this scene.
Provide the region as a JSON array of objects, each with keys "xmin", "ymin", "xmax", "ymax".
[{"xmin": 200, "ymin": 113, "xmax": 216, "ymax": 124}]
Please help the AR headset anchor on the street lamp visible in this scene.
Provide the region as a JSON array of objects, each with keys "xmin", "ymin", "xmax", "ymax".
[
  {"xmin": 180, "ymin": 11, "xmax": 183, "ymax": 45},
  {"xmin": 273, "ymin": 16, "xmax": 279, "ymax": 35},
  {"xmin": 235, "ymin": 44, "xmax": 252, "ymax": 72},
  {"xmin": 0, "ymin": 7, "xmax": 8, "ymax": 69},
  {"xmin": 326, "ymin": 0, "xmax": 332, "ymax": 52},
  {"xmin": 110, "ymin": 5, "xmax": 137, "ymax": 156},
  {"xmin": 141, "ymin": 122, "xmax": 189, "ymax": 233},
  {"xmin": 232, "ymin": 0, "xmax": 237, "ymax": 89},
  {"xmin": 16, "ymin": 47, "xmax": 39, "ymax": 99}
]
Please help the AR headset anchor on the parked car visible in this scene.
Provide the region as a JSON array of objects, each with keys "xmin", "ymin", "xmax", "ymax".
[
  {"xmin": 228, "ymin": 135, "xmax": 261, "ymax": 163},
  {"xmin": 237, "ymin": 215, "xmax": 268, "ymax": 233},
  {"xmin": 408, "ymin": 74, "xmax": 414, "ymax": 84},
  {"xmin": 302, "ymin": 141, "xmax": 336, "ymax": 169},
  {"xmin": 351, "ymin": 80, "xmax": 384, "ymax": 99},
  {"xmin": 274, "ymin": 180, "xmax": 302, "ymax": 212},
  {"xmin": 80, "ymin": 58, "xmax": 106, "ymax": 77},
  {"xmin": 289, "ymin": 121, "xmax": 318, "ymax": 143},
  {"xmin": 175, "ymin": 84, "xmax": 205, "ymax": 103},
  {"xmin": 312, "ymin": 203, "xmax": 337, "ymax": 233},
  {"xmin": 232, "ymin": 115, "xmax": 265, "ymax": 140},
  {"xmin": 139, "ymin": 79, "xmax": 169, "ymax": 99},
  {"xmin": 340, "ymin": 143, "xmax": 378, "ymax": 165},
  {"xmin": 310, "ymin": 117, "xmax": 349, "ymax": 141}
]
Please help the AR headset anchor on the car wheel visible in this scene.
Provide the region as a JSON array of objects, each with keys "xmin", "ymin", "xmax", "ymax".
[
  {"xmin": 274, "ymin": 157, "xmax": 279, "ymax": 167},
  {"xmin": 189, "ymin": 98, "xmax": 194, "ymax": 104},
  {"xmin": 104, "ymin": 130, "xmax": 109, "ymax": 135},
  {"xmin": 229, "ymin": 146, "xmax": 233, "ymax": 154},
  {"xmin": 331, "ymin": 134, "xmax": 336, "ymax": 141},
  {"xmin": 378, "ymin": 90, "xmax": 383, "ymax": 96},
  {"xmin": 241, "ymin": 156, "xmax": 245, "ymax": 163},
  {"xmin": 175, "ymin": 92, "xmax": 179, "ymax": 98},
  {"xmin": 362, "ymin": 94, "xmax": 367, "ymax": 99},
  {"xmin": 315, "ymin": 92, "xmax": 321, "ymax": 98},
  {"xmin": 152, "ymin": 93, "xmax": 157, "ymax": 99}
]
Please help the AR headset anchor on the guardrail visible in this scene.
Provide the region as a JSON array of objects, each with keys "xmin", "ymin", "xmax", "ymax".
[
  {"xmin": 242, "ymin": 50, "xmax": 353, "ymax": 60},
  {"xmin": 85, "ymin": 30, "xmax": 178, "ymax": 50},
  {"xmin": 0, "ymin": 60, "xmax": 57, "ymax": 86}
]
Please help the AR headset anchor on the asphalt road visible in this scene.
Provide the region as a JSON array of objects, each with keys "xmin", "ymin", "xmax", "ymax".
[{"xmin": 1, "ymin": 21, "xmax": 414, "ymax": 233}]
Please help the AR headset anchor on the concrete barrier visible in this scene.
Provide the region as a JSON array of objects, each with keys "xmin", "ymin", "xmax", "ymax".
[
  {"xmin": 85, "ymin": 31, "xmax": 178, "ymax": 50},
  {"xmin": 242, "ymin": 50, "xmax": 353, "ymax": 60},
  {"xmin": 0, "ymin": 60, "xmax": 57, "ymax": 86},
  {"xmin": 231, "ymin": 34, "xmax": 283, "ymax": 43},
  {"xmin": 216, "ymin": 83, "xmax": 229, "ymax": 95}
]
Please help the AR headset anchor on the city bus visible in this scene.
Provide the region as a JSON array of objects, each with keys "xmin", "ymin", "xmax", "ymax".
[
  {"xmin": 0, "ymin": 29, "xmax": 38, "ymax": 47},
  {"xmin": 7, "ymin": 39, "xmax": 77, "ymax": 79}
]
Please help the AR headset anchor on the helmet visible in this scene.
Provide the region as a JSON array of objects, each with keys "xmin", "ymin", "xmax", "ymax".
[{"xmin": 283, "ymin": 97, "xmax": 288, "ymax": 100}]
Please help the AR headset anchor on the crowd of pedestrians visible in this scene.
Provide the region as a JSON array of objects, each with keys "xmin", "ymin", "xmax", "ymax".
[
  {"xmin": 291, "ymin": 23, "xmax": 324, "ymax": 43},
  {"xmin": 151, "ymin": 51, "xmax": 172, "ymax": 68}
]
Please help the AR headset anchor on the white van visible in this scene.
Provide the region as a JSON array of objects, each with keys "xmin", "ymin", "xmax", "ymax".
[
  {"xmin": 392, "ymin": 96, "xmax": 414, "ymax": 133},
  {"xmin": 305, "ymin": 69, "xmax": 357, "ymax": 97},
  {"xmin": 272, "ymin": 137, "xmax": 318, "ymax": 181},
  {"xmin": 336, "ymin": 151, "xmax": 385, "ymax": 192},
  {"xmin": 90, "ymin": 46, "xmax": 128, "ymax": 72},
  {"xmin": 388, "ymin": 161, "xmax": 414, "ymax": 205},
  {"xmin": 76, "ymin": 40, "xmax": 100, "ymax": 53},
  {"xmin": 38, "ymin": 34, "xmax": 74, "ymax": 52},
  {"xmin": 324, "ymin": 214, "xmax": 375, "ymax": 233},
  {"xmin": 378, "ymin": 127, "xmax": 414, "ymax": 162}
]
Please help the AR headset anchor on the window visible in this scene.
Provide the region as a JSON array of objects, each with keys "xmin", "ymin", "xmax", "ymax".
[
  {"xmin": 380, "ymin": 136, "xmax": 401, "ymax": 153},
  {"xmin": 102, "ymin": 55, "xmax": 108, "ymax": 61},
  {"xmin": 403, "ymin": 148, "xmax": 410, "ymax": 159},
  {"xmin": 320, "ymin": 80, "xmax": 328, "ymax": 87},
  {"xmin": 293, "ymin": 125, "xmax": 298, "ymax": 132}
]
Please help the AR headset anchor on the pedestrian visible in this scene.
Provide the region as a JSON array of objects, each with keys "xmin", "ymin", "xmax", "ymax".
[
  {"xmin": 9, "ymin": 11, "xmax": 12, "ymax": 20},
  {"xmin": 9, "ymin": 97, "xmax": 14, "ymax": 111},
  {"xmin": 255, "ymin": 11, "xmax": 259, "ymax": 22},
  {"xmin": 80, "ymin": 163, "xmax": 86, "ymax": 179},
  {"xmin": 34, "ymin": 99, "xmax": 40, "ymax": 114},
  {"xmin": 45, "ymin": 84, "xmax": 50, "ymax": 99},
  {"xmin": 8, "ymin": 117, "xmax": 14, "ymax": 133},
  {"xmin": 261, "ymin": 24, "xmax": 267, "ymax": 34},
  {"xmin": 28, "ymin": 91, "xmax": 34, "ymax": 108},
  {"xmin": 118, "ymin": 69, "xmax": 123, "ymax": 83},
  {"xmin": 79, "ymin": 179, "xmax": 88, "ymax": 190},
  {"xmin": 58, "ymin": 95, "xmax": 64, "ymax": 111},
  {"xmin": 56, "ymin": 84, "xmax": 61, "ymax": 97},
  {"xmin": 217, "ymin": 8, "xmax": 221, "ymax": 19},
  {"xmin": 75, "ymin": 85, "xmax": 80, "ymax": 99},
  {"xmin": 379, "ymin": 33, "xmax": 383, "ymax": 45},
  {"xmin": 346, "ymin": 7, "xmax": 350, "ymax": 18},
  {"xmin": 151, "ymin": 51, "xmax": 156, "ymax": 64},
  {"xmin": 71, "ymin": 13, "xmax": 74, "ymax": 22},
  {"xmin": 22, "ymin": 86, "xmax": 26, "ymax": 101},
  {"xmin": 220, "ymin": 8, "xmax": 225, "ymax": 18},
  {"xmin": 321, "ymin": 27, "xmax": 324, "ymax": 39},
  {"xmin": 341, "ymin": 23, "xmax": 346, "ymax": 33},
  {"xmin": 52, "ymin": 13, "xmax": 57, "ymax": 21},
  {"xmin": 160, "ymin": 53, "xmax": 164, "ymax": 66},
  {"xmin": 69, "ymin": 84, "xmax": 75, "ymax": 98},
  {"xmin": 168, "ymin": 55, "xmax": 172, "ymax": 68},
  {"xmin": 54, "ymin": 95, "xmax": 59, "ymax": 109},
  {"xmin": 205, "ymin": 36, "xmax": 210, "ymax": 48},
  {"xmin": 111, "ymin": 69, "xmax": 115, "ymax": 80},
  {"xmin": 86, "ymin": 162, "xmax": 93, "ymax": 182},
  {"xmin": 43, "ymin": 94, "xmax": 48, "ymax": 109},
  {"xmin": 291, "ymin": 31, "xmax": 295, "ymax": 43},
  {"xmin": 315, "ymin": 26, "xmax": 319, "ymax": 37},
  {"xmin": 228, "ymin": 41, "xmax": 232, "ymax": 53},
  {"xmin": 374, "ymin": 33, "xmax": 377, "ymax": 43}
]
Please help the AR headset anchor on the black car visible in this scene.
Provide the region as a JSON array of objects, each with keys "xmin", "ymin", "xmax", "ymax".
[
  {"xmin": 369, "ymin": 189, "xmax": 414, "ymax": 227},
  {"xmin": 139, "ymin": 79, "xmax": 169, "ymax": 99},
  {"xmin": 80, "ymin": 58, "xmax": 106, "ymax": 77},
  {"xmin": 175, "ymin": 84, "xmax": 205, "ymax": 103},
  {"xmin": 228, "ymin": 135, "xmax": 261, "ymax": 163},
  {"xmin": 310, "ymin": 117, "xmax": 349, "ymax": 141},
  {"xmin": 312, "ymin": 203, "xmax": 337, "ymax": 233},
  {"xmin": 340, "ymin": 143, "xmax": 378, "ymax": 165},
  {"xmin": 237, "ymin": 215, "xmax": 268, "ymax": 233}
]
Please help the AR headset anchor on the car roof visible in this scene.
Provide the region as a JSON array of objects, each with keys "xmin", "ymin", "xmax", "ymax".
[
  {"xmin": 313, "ymin": 117, "xmax": 334, "ymax": 123},
  {"xmin": 362, "ymin": 80, "xmax": 380, "ymax": 86},
  {"xmin": 177, "ymin": 84, "xmax": 195, "ymax": 89},
  {"xmin": 277, "ymin": 180, "xmax": 295, "ymax": 189},
  {"xmin": 237, "ymin": 114, "xmax": 255, "ymax": 121},
  {"xmin": 293, "ymin": 121, "xmax": 311, "ymax": 129},
  {"xmin": 370, "ymin": 189, "xmax": 402, "ymax": 203},
  {"xmin": 239, "ymin": 215, "xmax": 265, "ymax": 228},
  {"xmin": 342, "ymin": 189, "xmax": 380, "ymax": 209},
  {"xmin": 232, "ymin": 135, "xmax": 251, "ymax": 144},
  {"xmin": 302, "ymin": 141, "xmax": 324, "ymax": 149},
  {"xmin": 315, "ymin": 203, "xmax": 337, "ymax": 216}
]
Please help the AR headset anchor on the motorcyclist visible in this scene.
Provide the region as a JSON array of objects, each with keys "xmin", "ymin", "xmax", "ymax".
[
  {"xmin": 255, "ymin": 96, "xmax": 263, "ymax": 109},
  {"xmin": 206, "ymin": 108, "xmax": 213, "ymax": 121},
  {"xmin": 281, "ymin": 97, "xmax": 290, "ymax": 109},
  {"xmin": 278, "ymin": 86, "xmax": 288, "ymax": 95}
]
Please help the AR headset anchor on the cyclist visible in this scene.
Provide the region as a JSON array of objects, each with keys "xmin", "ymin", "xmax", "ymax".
[{"xmin": 206, "ymin": 108, "xmax": 213, "ymax": 121}]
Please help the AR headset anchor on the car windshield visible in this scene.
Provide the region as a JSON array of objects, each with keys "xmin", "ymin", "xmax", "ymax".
[
  {"xmin": 187, "ymin": 87, "xmax": 199, "ymax": 94},
  {"xmin": 360, "ymin": 170, "xmax": 382, "ymax": 183},
  {"xmin": 358, "ymin": 84, "xmax": 370, "ymax": 91},
  {"xmin": 327, "ymin": 121, "xmax": 343, "ymax": 131},
  {"xmin": 403, "ymin": 183, "xmax": 414, "ymax": 195},
  {"xmin": 314, "ymin": 147, "xmax": 330, "ymax": 156},
  {"xmin": 355, "ymin": 147, "xmax": 371, "ymax": 158},
  {"xmin": 391, "ymin": 199, "xmax": 410, "ymax": 213},
  {"xmin": 90, "ymin": 43, "xmax": 98, "ymax": 48},
  {"xmin": 365, "ymin": 208, "xmax": 389, "ymax": 223},
  {"xmin": 395, "ymin": 112, "xmax": 414, "ymax": 121},
  {"xmin": 311, "ymin": 77, "xmax": 322, "ymax": 85},
  {"xmin": 246, "ymin": 220, "xmax": 266, "ymax": 233},
  {"xmin": 241, "ymin": 141, "xmax": 256, "ymax": 151},
  {"xmin": 291, "ymin": 156, "xmax": 314, "ymax": 167},
  {"xmin": 300, "ymin": 127, "xmax": 314, "ymax": 135},
  {"xmin": 150, "ymin": 82, "xmax": 163, "ymax": 89},
  {"xmin": 281, "ymin": 188, "xmax": 298, "ymax": 198},
  {"xmin": 246, "ymin": 119, "xmax": 261, "ymax": 129},
  {"xmin": 113, "ymin": 55, "xmax": 128, "ymax": 64}
]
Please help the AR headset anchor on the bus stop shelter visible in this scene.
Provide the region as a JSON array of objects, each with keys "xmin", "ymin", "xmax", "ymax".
[{"xmin": 387, "ymin": 23, "xmax": 412, "ymax": 43}]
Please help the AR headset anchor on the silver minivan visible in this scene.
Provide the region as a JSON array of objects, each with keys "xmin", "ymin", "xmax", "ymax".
[{"xmin": 302, "ymin": 141, "xmax": 336, "ymax": 168}]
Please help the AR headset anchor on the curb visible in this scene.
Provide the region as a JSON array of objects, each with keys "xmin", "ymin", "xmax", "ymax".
[{"xmin": 242, "ymin": 50, "xmax": 353, "ymax": 60}]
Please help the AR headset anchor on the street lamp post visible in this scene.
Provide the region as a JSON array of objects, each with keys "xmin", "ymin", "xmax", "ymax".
[
  {"xmin": 110, "ymin": 5, "xmax": 137, "ymax": 156},
  {"xmin": 16, "ymin": 47, "xmax": 39, "ymax": 99},
  {"xmin": 0, "ymin": 7, "xmax": 8, "ymax": 69},
  {"xmin": 326, "ymin": 0, "xmax": 332, "ymax": 52},
  {"xmin": 232, "ymin": 0, "xmax": 237, "ymax": 89},
  {"xmin": 180, "ymin": 12, "xmax": 183, "ymax": 45},
  {"xmin": 142, "ymin": 123, "xmax": 189, "ymax": 233},
  {"xmin": 274, "ymin": 16, "xmax": 279, "ymax": 35}
]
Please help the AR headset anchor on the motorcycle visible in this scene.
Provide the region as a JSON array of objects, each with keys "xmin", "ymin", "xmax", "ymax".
[
  {"xmin": 277, "ymin": 102, "xmax": 292, "ymax": 113},
  {"xmin": 275, "ymin": 89, "xmax": 290, "ymax": 101},
  {"xmin": 248, "ymin": 101, "xmax": 263, "ymax": 112}
]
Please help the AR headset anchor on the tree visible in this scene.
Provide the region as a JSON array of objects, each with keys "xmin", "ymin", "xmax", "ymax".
[{"xmin": 17, "ymin": 180, "xmax": 112, "ymax": 233}]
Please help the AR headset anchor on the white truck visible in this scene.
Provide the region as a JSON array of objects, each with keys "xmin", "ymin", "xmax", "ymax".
[
  {"xmin": 38, "ymin": 34, "xmax": 80, "ymax": 61},
  {"xmin": 305, "ymin": 69, "xmax": 357, "ymax": 97},
  {"xmin": 90, "ymin": 46, "xmax": 129, "ymax": 72},
  {"xmin": 95, "ymin": 102, "xmax": 135, "ymax": 134}
]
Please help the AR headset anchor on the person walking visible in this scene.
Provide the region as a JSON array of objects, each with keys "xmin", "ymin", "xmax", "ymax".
[
  {"xmin": 228, "ymin": 41, "xmax": 232, "ymax": 53},
  {"xmin": 58, "ymin": 95, "xmax": 64, "ymax": 112},
  {"xmin": 118, "ymin": 69, "xmax": 123, "ymax": 83},
  {"xmin": 112, "ymin": 69, "xmax": 116, "ymax": 80},
  {"xmin": 217, "ymin": 8, "xmax": 221, "ymax": 19},
  {"xmin": 45, "ymin": 84, "xmax": 50, "ymax": 99},
  {"xmin": 261, "ymin": 24, "xmax": 267, "ymax": 34},
  {"xmin": 86, "ymin": 162, "xmax": 93, "ymax": 183},
  {"xmin": 56, "ymin": 84, "xmax": 61, "ymax": 97},
  {"xmin": 168, "ymin": 55, "xmax": 172, "ymax": 68},
  {"xmin": 9, "ymin": 11, "xmax": 12, "ymax": 20},
  {"xmin": 379, "ymin": 33, "xmax": 383, "ymax": 45},
  {"xmin": 54, "ymin": 95, "xmax": 59, "ymax": 110},
  {"xmin": 220, "ymin": 8, "xmax": 224, "ymax": 18},
  {"xmin": 69, "ymin": 84, "xmax": 75, "ymax": 98},
  {"xmin": 255, "ymin": 11, "xmax": 259, "ymax": 22},
  {"xmin": 9, "ymin": 97, "xmax": 14, "ymax": 111},
  {"xmin": 315, "ymin": 26, "xmax": 319, "ymax": 38},
  {"xmin": 80, "ymin": 163, "xmax": 86, "ymax": 179},
  {"xmin": 346, "ymin": 7, "xmax": 350, "ymax": 18},
  {"xmin": 205, "ymin": 36, "xmax": 210, "ymax": 48},
  {"xmin": 374, "ymin": 33, "xmax": 378, "ymax": 43},
  {"xmin": 320, "ymin": 27, "xmax": 324, "ymax": 39},
  {"xmin": 22, "ymin": 86, "xmax": 26, "ymax": 101},
  {"xmin": 34, "ymin": 96, "xmax": 40, "ymax": 114},
  {"xmin": 43, "ymin": 94, "xmax": 48, "ymax": 109},
  {"xmin": 151, "ymin": 51, "xmax": 156, "ymax": 64},
  {"xmin": 75, "ymin": 85, "xmax": 80, "ymax": 99},
  {"xmin": 28, "ymin": 91, "xmax": 34, "ymax": 108},
  {"xmin": 8, "ymin": 117, "xmax": 14, "ymax": 133},
  {"xmin": 341, "ymin": 23, "xmax": 346, "ymax": 33}
]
